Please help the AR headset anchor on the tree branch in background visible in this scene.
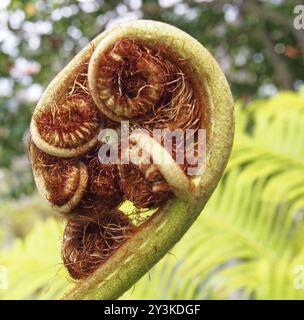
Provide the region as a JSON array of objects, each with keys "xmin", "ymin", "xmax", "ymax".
[
  {"xmin": 241, "ymin": 1, "xmax": 304, "ymax": 54},
  {"xmin": 209, "ymin": 0, "xmax": 304, "ymax": 53},
  {"xmin": 239, "ymin": 1, "xmax": 296, "ymax": 89},
  {"xmin": 208, "ymin": 0, "xmax": 295, "ymax": 89},
  {"xmin": 255, "ymin": 28, "xmax": 294, "ymax": 89}
]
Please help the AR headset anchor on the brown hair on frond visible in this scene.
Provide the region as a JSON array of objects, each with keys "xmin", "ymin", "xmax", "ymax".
[
  {"xmin": 29, "ymin": 141, "xmax": 82, "ymax": 206},
  {"xmin": 141, "ymin": 63, "xmax": 201, "ymax": 133},
  {"xmin": 119, "ymin": 163, "xmax": 171, "ymax": 209},
  {"xmin": 67, "ymin": 62, "xmax": 91, "ymax": 98},
  {"xmin": 34, "ymin": 96, "xmax": 101, "ymax": 149},
  {"xmin": 95, "ymin": 38, "xmax": 202, "ymax": 133},
  {"xmin": 74, "ymin": 147, "xmax": 123, "ymax": 217},
  {"xmin": 34, "ymin": 61, "xmax": 102, "ymax": 150},
  {"xmin": 62, "ymin": 210, "xmax": 135, "ymax": 280},
  {"xmin": 95, "ymin": 38, "xmax": 202, "ymax": 177}
]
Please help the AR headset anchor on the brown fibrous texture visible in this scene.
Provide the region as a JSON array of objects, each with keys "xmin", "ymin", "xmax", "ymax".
[
  {"xmin": 95, "ymin": 38, "xmax": 202, "ymax": 177},
  {"xmin": 73, "ymin": 146, "xmax": 123, "ymax": 216},
  {"xmin": 96, "ymin": 39, "xmax": 166, "ymax": 119},
  {"xmin": 87, "ymin": 158, "xmax": 121, "ymax": 204},
  {"xmin": 29, "ymin": 141, "xmax": 82, "ymax": 206},
  {"xmin": 35, "ymin": 66, "xmax": 101, "ymax": 150},
  {"xmin": 62, "ymin": 210, "xmax": 135, "ymax": 280},
  {"xmin": 119, "ymin": 163, "xmax": 171, "ymax": 209},
  {"xmin": 34, "ymin": 96, "xmax": 101, "ymax": 149},
  {"xmin": 96, "ymin": 38, "xmax": 202, "ymax": 132}
]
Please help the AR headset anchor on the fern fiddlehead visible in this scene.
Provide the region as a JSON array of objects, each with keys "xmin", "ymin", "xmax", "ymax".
[{"xmin": 29, "ymin": 20, "xmax": 234, "ymax": 300}]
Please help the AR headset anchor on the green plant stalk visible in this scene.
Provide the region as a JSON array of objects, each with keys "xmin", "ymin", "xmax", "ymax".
[
  {"xmin": 64, "ymin": 199, "xmax": 200, "ymax": 299},
  {"xmin": 31, "ymin": 20, "xmax": 234, "ymax": 300}
]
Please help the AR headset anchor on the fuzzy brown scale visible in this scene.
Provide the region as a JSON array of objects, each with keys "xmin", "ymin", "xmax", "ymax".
[
  {"xmin": 45, "ymin": 162, "xmax": 81, "ymax": 206},
  {"xmin": 87, "ymin": 159, "xmax": 121, "ymax": 202},
  {"xmin": 141, "ymin": 66, "xmax": 201, "ymax": 133},
  {"xmin": 68, "ymin": 63, "xmax": 91, "ymax": 97},
  {"xmin": 34, "ymin": 96, "xmax": 101, "ymax": 149},
  {"xmin": 96, "ymin": 39, "xmax": 173, "ymax": 120},
  {"xmin": 29, "ymin": 142, "xmax": 81, "ymax": 206},
  {"xmin": 94, "ymin": 38, "xmax": 202, "ymax": 177},
  {"xmin": 119, "ymin": 163, "xmax": 171, "ymax": 209},
  {"xmin": 80, "ymin": 144, "xmax": 122, "ymax": 202},
  {"xmin": 62, "ymin": 211, "xmax": 135, "ymax": 280},
  {"xmin": 74, "ymin": 155, "xmax": 123, "ymax": 216}
]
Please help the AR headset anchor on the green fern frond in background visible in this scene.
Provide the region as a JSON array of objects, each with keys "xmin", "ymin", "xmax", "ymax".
[
  {"xmin": 1, "ymin": 88, "xmax": 304, "ymax": 300},
  {"xmin": 0, "ymin": 217, "xmax": 72, "ymax": 299}
]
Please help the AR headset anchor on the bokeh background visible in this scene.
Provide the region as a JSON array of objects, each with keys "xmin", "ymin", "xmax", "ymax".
[{"xmin": 0, "ymin": 0, "xmax": 304, "ymax": 299}]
